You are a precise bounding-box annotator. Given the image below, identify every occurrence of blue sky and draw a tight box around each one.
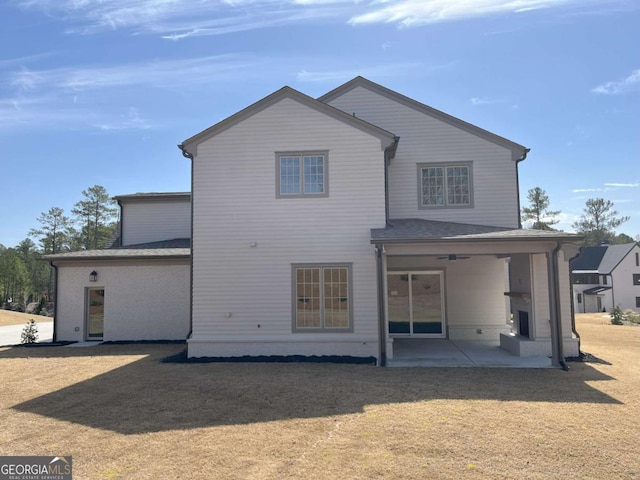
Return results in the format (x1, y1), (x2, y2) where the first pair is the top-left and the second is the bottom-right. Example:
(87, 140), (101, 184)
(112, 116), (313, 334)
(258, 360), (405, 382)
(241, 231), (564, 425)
(0, 0), (638, 247)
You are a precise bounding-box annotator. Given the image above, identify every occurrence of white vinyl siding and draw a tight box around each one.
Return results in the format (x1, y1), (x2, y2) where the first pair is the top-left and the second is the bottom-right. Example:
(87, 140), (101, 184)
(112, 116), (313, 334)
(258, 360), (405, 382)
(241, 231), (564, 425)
(121, 200), (190, 245)
(610, 244), (640, 312)
(54, 260), (190, 342)
(190, 96), (387, 355)
(325, 86), (520, 228)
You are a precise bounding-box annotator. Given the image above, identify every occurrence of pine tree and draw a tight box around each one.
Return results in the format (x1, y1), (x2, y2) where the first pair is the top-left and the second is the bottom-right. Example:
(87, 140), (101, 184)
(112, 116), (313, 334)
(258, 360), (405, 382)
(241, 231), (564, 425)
(572, 198), (630, 246)
(20, 319), (39, 344)
(521, 187), (560, 230)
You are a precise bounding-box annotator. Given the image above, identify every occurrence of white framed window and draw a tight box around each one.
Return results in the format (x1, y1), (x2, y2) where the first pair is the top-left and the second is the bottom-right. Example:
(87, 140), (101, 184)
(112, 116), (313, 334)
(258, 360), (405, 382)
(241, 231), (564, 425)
(292, 264), (352, 332)
(276, 151), (328, 198)
(417, 162), (473, 208)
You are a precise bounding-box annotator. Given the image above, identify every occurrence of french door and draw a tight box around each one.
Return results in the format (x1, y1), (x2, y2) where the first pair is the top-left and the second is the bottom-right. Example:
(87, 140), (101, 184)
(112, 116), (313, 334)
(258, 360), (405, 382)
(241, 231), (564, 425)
(387, 271), (445, 337)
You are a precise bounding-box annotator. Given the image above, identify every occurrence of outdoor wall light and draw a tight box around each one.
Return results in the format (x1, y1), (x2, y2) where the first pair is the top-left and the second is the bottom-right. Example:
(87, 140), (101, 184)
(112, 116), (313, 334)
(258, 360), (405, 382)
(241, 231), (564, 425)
(89, 271), (98, 282)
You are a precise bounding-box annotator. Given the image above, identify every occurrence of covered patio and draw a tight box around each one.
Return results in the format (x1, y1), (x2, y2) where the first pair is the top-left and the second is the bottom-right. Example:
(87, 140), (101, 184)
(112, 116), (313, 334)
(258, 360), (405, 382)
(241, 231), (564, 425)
(372, 219), (581, 367)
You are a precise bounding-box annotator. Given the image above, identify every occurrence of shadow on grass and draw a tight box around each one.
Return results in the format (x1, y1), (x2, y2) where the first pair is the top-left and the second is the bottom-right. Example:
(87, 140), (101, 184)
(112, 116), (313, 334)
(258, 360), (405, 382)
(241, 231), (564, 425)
(1, 344), (621, 435)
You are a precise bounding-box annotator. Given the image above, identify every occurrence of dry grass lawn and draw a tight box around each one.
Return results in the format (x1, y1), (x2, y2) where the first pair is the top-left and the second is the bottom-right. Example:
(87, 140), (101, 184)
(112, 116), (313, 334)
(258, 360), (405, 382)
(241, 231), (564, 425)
(0, 309), (49, 327)
(0, 313), (638, 479)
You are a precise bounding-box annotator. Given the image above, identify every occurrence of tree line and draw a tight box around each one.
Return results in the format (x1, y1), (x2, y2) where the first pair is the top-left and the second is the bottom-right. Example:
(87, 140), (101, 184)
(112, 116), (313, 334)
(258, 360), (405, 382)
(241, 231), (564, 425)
(521, 187), (634, 244)
(0, 185), (117, 308)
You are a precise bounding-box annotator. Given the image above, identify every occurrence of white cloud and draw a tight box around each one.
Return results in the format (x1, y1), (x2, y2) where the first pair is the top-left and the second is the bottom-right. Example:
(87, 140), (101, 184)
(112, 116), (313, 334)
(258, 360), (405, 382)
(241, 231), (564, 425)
(10, 0), (594, 37)
(592, 69), (640, 95)
(470, 96), (499, 105)
(604, 182), (639, 188)
(6, 55), (259, 92)
(348, 0), (571, 27)
(571, 188), (603, 193)
(296, 62), (422, 82)
(95, 107), (151, 131)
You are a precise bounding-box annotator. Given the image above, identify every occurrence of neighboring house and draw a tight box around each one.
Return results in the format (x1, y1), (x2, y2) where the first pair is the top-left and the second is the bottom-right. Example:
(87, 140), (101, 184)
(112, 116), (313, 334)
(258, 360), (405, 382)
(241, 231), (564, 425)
(571, 243), (640, 313)
(46, 77), (581, 365)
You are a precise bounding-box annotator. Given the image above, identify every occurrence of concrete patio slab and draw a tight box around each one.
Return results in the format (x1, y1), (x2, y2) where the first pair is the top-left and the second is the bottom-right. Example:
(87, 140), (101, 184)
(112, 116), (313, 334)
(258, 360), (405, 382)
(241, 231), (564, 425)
(66, 341), (103, 348)
(388, 338), (553, 368)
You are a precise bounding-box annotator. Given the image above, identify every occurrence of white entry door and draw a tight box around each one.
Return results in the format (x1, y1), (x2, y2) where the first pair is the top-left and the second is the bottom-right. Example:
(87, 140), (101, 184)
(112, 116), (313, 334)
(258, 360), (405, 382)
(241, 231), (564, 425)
(387, 271), (445, 337)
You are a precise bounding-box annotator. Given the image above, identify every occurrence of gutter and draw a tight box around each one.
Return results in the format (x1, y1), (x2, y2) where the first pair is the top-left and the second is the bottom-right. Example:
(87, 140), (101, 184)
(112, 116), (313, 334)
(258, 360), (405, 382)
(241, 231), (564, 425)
(49, 261), (58, 343)
(548, 241), (568, 370)
(375, 244), (387, 366)
(515, 148), (530, 229)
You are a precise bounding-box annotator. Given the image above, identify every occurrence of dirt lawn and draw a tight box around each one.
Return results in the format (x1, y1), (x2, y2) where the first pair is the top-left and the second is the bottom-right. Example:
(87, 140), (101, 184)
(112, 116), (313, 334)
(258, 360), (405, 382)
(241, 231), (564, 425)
(0, 313), (638, 479)
(0, 309), (49, 327)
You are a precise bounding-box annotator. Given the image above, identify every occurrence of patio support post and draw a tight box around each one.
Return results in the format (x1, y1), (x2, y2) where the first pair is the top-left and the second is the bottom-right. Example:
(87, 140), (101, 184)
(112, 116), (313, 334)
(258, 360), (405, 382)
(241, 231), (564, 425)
(375, 244), (387, 367)
(547, 242), (568, 370)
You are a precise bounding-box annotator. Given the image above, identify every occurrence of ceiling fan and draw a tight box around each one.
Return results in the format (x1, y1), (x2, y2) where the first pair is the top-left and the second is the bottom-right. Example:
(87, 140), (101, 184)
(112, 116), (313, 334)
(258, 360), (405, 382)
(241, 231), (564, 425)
(436, 254), (470, 261)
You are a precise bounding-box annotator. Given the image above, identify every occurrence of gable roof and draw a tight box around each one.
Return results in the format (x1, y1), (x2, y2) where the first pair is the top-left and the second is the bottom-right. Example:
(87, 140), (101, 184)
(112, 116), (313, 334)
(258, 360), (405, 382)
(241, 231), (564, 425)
(180, 85), (397, 157)
(571, 243), (638, 274)
(319, 76), (528, 157)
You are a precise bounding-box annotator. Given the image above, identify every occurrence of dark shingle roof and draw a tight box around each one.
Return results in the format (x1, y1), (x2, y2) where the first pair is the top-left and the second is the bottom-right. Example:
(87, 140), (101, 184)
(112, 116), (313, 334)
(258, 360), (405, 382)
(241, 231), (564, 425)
(113, 192), (190, 202)
(570, 243), (637, 274)
(371, 219), (580, 243)
(570, 246), (607, 271)
(44, 238), (190, 261)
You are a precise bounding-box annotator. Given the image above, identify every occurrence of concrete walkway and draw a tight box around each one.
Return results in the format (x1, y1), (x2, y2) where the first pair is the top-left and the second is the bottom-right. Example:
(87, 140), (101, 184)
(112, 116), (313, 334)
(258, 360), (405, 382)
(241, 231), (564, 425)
(388, 338), (552, 368)
(0, 321), (54, 346)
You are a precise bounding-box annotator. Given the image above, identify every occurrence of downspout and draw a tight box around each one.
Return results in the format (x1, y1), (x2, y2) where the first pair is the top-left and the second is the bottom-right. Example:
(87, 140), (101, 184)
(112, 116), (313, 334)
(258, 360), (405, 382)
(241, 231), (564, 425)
(548, 241), (568, 370)
(49, 261), (58, 343)
(514, 148), (530, 229)
(116, 199), (124, 246)
(375, 244), (387, 367)
(384, 137), (400, 227)
(610, 274), (615, 311)
(178, 143), (195, 340)
(567, 249), (582, 356)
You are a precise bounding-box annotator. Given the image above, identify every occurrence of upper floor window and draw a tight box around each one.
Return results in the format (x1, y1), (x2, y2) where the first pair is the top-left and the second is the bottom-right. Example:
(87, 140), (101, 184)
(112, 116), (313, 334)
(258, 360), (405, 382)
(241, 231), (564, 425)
(633, 274), (640, 286)
(276, 151), (328, 198)
(418, 162), (473, 208)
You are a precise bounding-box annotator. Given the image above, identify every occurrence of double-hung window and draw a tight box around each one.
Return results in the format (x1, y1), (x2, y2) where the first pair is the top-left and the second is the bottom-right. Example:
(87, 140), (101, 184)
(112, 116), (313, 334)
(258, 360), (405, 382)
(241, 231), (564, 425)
(277, 152), (328, 197)
(293, 264), (352, 332)
(418, 162), (473, 208)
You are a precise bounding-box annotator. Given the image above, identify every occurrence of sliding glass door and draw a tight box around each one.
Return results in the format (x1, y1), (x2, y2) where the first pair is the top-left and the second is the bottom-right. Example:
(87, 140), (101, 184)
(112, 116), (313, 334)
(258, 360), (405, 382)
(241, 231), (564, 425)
(387, 271), (445, 337)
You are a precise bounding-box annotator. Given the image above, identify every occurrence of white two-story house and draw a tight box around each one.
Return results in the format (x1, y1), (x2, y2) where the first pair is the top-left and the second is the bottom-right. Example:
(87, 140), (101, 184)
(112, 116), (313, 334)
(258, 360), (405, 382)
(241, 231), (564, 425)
(571, 243), (640, 313)
(46, 77), (581, 366)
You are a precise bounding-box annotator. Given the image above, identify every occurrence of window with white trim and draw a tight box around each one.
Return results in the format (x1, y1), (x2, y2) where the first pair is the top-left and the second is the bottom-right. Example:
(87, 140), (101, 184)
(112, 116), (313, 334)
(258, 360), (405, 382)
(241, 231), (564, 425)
(293, 265), (351, 331)
(418, 162), (473, 208)
(277, 152), (328, 197)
